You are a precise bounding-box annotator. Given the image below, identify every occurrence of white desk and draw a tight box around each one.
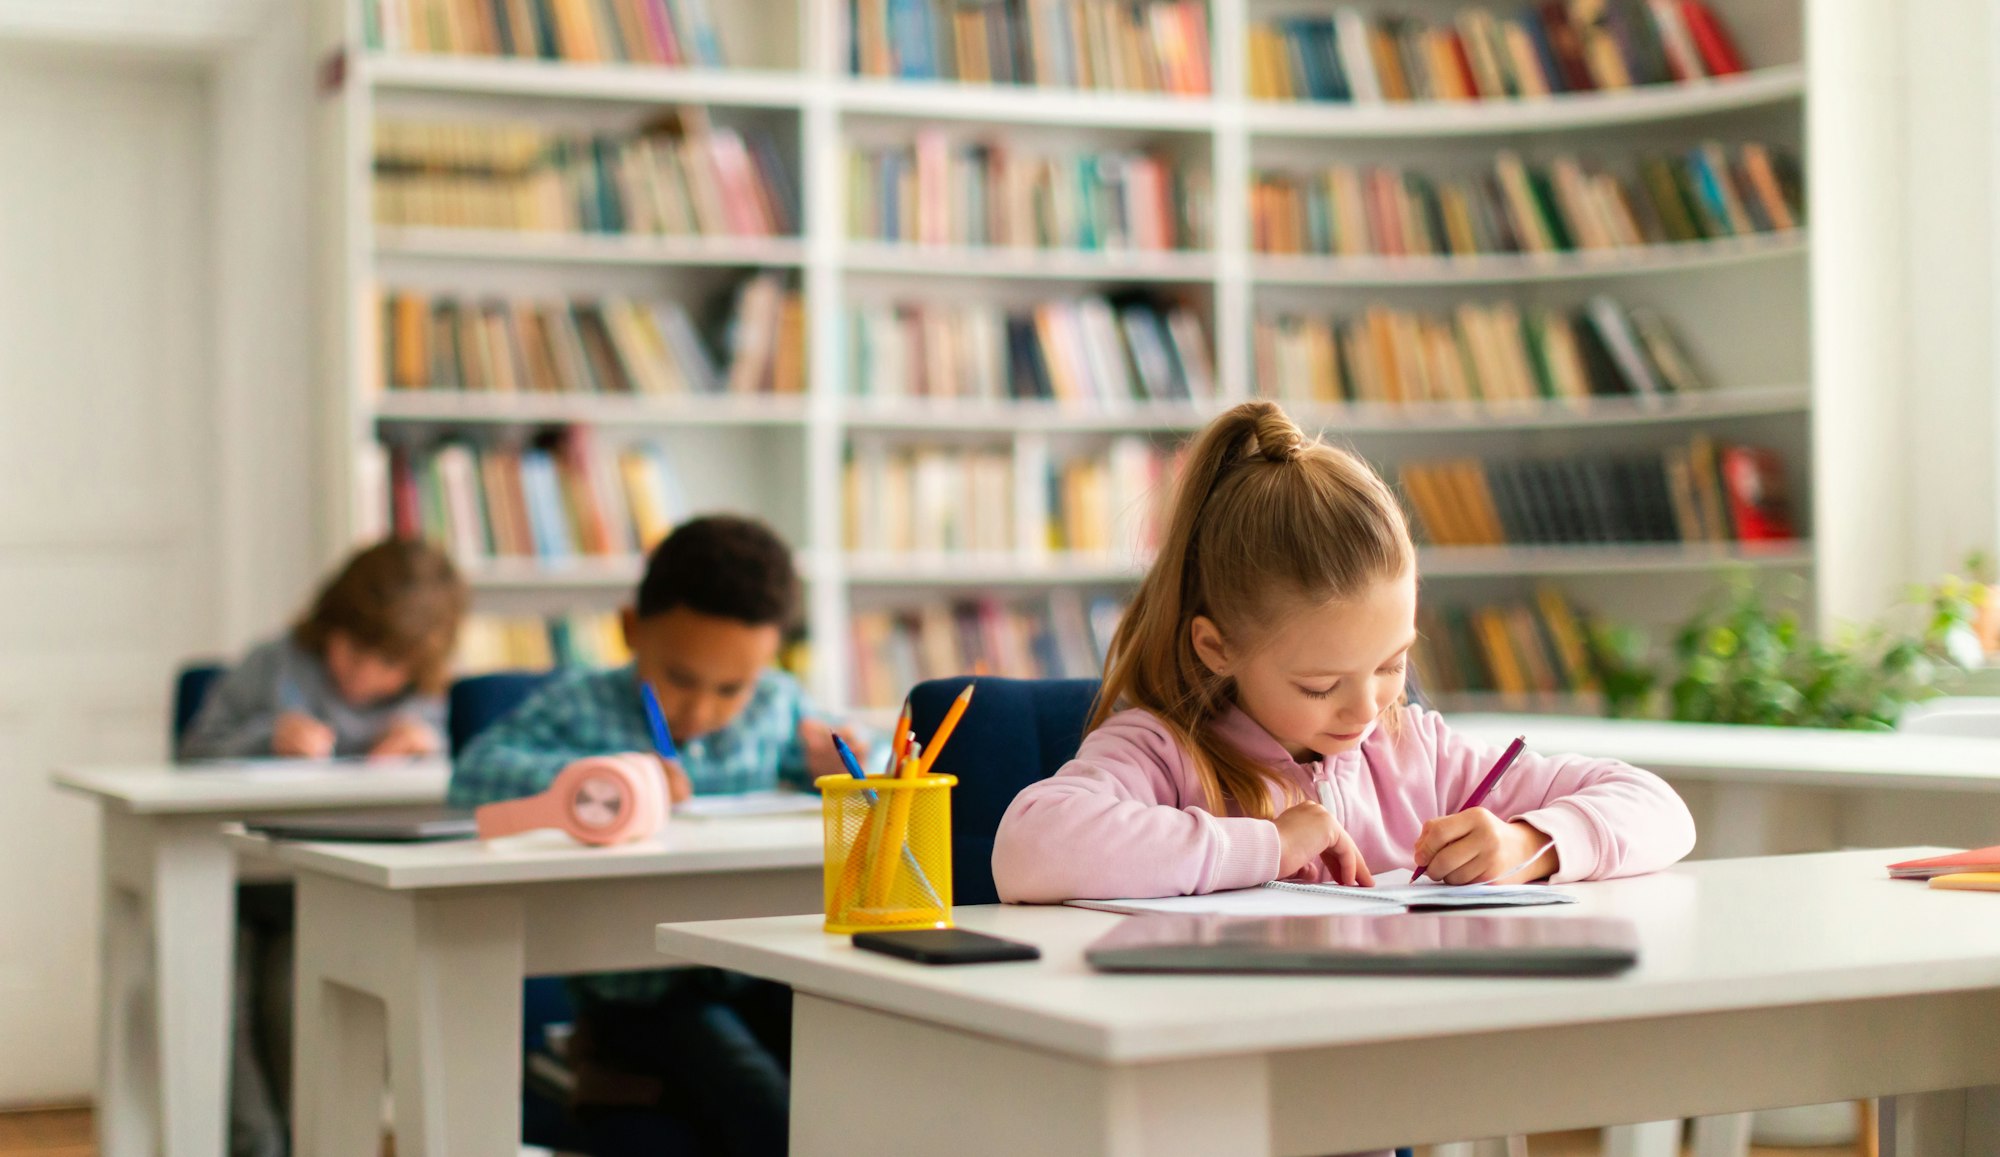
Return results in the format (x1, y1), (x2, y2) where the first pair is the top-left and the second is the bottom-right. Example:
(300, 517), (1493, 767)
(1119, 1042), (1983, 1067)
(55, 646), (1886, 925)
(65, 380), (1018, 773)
(232, 816), (824, 1157)
(53, 759), (449, 1157)
(657, 849), (2000, 1157)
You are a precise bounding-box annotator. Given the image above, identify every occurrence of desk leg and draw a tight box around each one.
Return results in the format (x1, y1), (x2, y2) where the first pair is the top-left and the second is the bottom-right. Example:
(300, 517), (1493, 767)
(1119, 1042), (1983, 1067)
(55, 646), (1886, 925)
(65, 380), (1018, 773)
(96, 858), (153, 1157)
(1603, 1120), (1682, 1157)
(96, 811), (235, 1157)
(384, 892), (525, 1157)
(1689, 1112), (1754, 1157)
(294, 968), (387, 1157)
(793, 993), (1273, 1157)
(150, 819), (238, 1157)
(1879, 1086), (2000, 1156)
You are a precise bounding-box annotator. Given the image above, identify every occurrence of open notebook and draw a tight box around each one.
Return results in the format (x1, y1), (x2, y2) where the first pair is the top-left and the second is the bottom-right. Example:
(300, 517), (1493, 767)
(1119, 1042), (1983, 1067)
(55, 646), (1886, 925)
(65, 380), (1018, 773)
(1067, 874), (1576, 918)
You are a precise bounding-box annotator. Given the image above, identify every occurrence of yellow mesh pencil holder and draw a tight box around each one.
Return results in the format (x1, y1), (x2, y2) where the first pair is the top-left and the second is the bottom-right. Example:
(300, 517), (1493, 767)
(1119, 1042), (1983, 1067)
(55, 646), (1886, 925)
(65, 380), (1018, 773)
(816, 773), (955, 934)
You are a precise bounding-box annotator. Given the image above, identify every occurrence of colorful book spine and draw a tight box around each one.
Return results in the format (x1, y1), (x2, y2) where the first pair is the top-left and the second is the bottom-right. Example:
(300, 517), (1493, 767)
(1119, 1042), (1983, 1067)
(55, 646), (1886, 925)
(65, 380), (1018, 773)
(365, 0), (729, 66)
(850, 0), (1211, 94)
(1250, 141), (1801, 258)
(1397, 436), (1795, 548)
(456, 610), (635, 672)
(849, 591), (1127, 707)
(1414, 586), (1603, 708)
(1248, 0), (1748, 103)
(373, 116), (798, 237)
(847, 135), (1210, 252)
(1253, 295), (1703, 406)
(388, 428), (687, 563)
(848, 294), (1213, 404)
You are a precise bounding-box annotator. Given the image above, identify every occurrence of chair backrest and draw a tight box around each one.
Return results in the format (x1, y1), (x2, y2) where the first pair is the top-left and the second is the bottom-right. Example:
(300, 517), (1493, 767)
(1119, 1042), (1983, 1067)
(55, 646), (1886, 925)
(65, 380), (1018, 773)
(172, 663), (228, 746)
(907, 676), (1102, 906)
(448, 670), (558, 756)
(1899, 696), (2000, 739)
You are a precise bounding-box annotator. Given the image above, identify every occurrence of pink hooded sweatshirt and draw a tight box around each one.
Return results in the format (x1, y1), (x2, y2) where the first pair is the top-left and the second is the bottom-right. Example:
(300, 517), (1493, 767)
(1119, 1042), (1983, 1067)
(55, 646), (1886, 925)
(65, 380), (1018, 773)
(993, 703), (1696, 903)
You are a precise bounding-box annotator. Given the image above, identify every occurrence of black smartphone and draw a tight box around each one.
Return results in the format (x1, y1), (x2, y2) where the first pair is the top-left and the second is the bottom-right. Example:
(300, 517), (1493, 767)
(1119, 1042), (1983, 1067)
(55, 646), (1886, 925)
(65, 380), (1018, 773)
(851, 928), (1041, 965)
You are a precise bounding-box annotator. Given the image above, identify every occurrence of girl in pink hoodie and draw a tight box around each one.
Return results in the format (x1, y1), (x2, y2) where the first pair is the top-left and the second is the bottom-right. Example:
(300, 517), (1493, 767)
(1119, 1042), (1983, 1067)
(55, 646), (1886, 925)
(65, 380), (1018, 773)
(992, 401), (1695, 904)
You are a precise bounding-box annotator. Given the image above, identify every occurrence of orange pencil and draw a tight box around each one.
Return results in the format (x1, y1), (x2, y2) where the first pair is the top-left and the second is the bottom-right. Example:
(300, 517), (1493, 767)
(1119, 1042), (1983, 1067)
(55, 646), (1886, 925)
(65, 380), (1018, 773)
(916, 683), (976, 776)
(889, 700), (911, 768)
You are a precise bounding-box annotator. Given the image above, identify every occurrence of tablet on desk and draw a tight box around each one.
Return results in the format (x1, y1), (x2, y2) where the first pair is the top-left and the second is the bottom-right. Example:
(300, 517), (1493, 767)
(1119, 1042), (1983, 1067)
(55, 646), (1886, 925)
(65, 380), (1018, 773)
(1085, 912), (1639, 977)
(242, 807), (477, 843)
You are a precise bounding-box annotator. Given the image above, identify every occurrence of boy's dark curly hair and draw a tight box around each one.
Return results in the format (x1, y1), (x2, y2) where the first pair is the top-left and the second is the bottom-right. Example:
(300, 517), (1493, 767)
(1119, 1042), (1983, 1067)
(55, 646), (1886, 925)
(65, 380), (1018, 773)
(637, 515), (798, 627)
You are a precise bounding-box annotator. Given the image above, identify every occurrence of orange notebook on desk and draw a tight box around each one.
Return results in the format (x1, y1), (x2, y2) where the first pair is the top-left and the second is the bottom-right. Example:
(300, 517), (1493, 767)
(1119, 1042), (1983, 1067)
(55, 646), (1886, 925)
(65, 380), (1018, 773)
(1931, 873), (2000, 893)
(1888, 846), (2000, 880)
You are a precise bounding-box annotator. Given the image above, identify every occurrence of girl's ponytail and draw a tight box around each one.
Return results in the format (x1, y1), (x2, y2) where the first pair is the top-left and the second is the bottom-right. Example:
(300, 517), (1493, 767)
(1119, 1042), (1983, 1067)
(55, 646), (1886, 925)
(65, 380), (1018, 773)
(1090, 401), (1412, 818)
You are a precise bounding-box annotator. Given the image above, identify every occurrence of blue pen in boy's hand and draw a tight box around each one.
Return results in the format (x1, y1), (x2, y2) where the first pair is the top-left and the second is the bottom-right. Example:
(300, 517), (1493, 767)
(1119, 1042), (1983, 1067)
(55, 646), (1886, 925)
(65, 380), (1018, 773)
(639, 682), (678, 760)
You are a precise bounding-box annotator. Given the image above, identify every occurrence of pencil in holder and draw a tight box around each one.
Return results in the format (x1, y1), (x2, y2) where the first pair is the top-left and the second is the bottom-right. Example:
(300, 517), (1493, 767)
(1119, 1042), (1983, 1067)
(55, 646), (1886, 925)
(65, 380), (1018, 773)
(816, 773), (955, 934)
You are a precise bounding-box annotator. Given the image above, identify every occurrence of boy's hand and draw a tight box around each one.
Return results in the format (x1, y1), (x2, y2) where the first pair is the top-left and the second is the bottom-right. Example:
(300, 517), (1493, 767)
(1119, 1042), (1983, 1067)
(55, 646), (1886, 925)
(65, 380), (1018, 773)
(369, 716), (442, 758)
(1274, 801), (1374, 886)
(1412, 810), (1557, 884)
(799, 719), (868, 781)
(656, 756), (693, 804)
(272, 712), (335, 759)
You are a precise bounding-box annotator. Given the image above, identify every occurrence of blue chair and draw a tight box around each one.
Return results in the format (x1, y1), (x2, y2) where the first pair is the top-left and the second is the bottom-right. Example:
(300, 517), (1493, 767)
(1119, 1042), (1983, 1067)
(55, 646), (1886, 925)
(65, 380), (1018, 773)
(448, 670), (556, 757)
(172, 662), (227, 747)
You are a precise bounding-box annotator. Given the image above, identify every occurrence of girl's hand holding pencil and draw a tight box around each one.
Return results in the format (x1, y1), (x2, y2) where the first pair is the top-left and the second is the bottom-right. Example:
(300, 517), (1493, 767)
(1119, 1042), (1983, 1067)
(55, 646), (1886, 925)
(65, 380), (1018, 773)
(1411, 810), (1557, 885)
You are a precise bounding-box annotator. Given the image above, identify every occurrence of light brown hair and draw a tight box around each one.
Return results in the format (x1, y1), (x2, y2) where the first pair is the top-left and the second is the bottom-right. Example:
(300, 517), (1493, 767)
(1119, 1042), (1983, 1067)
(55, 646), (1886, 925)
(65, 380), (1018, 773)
(292, 539), (468, 695)
(1089, 401), (1415, 818)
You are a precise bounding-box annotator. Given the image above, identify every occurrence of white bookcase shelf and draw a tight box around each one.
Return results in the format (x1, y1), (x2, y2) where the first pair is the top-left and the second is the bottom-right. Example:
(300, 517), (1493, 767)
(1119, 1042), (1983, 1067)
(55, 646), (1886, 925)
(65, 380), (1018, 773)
(317, 0), (1812, 714)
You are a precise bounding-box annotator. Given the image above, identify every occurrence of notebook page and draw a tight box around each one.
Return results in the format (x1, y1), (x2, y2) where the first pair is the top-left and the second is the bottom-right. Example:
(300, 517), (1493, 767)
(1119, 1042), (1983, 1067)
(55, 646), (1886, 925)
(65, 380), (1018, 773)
(1264, 880), (1576, 909)
(1067, 888), (1395, 918)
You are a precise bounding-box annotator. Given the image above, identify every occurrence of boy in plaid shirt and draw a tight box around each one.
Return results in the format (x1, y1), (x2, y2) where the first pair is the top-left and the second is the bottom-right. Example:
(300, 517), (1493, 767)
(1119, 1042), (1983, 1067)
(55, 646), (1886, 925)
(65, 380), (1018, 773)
(452, 515), (858, 1157)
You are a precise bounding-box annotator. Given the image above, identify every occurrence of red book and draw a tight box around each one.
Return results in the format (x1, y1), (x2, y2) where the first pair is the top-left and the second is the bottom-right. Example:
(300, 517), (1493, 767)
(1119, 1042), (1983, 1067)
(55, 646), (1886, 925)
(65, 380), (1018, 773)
(1445, 29), (1482, 99)
(1890, 847), (2000, 880)
(1537, 1), (1597, 91)
(390, 449), (421, 540)
(1717, 446), (1794, 542)
(1678, 0), (1745, 75)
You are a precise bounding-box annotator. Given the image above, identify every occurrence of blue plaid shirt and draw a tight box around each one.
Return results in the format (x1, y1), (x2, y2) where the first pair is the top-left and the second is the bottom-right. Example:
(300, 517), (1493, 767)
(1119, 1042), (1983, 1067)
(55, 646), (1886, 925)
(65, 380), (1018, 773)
(450, 663), (820, 1004)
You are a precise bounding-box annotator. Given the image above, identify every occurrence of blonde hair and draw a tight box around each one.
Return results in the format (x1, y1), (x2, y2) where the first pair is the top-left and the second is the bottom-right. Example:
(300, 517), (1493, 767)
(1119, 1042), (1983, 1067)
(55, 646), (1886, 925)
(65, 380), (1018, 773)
(1090, 401), (1414, 819)
(293, 539), (468, 696)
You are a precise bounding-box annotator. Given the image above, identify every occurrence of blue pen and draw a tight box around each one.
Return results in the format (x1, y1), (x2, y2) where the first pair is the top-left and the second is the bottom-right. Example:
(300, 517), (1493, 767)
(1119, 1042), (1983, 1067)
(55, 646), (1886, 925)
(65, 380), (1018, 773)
(832, 733), (943, 909)
(639, 682), (678, 759)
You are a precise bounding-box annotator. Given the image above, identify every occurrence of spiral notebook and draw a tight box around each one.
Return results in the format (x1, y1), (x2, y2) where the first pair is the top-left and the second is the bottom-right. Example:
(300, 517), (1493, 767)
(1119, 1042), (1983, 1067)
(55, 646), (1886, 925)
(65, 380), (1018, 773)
(1068, 875), (1576, 918)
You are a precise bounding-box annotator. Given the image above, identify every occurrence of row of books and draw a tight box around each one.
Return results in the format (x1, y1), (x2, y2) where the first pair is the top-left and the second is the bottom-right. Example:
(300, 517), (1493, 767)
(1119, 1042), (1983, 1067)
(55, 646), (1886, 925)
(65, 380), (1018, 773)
(1398, 436), (1795, 547)
(1250, 142), (1799, 259)
(1414, 588), (1602, 705)
(850, 0), (1211, 94)
(850, 592), (1125, 708)
(848, 295), (1213, 404)
(848, 136), (1209, 251)
(842, 435), (1170, 556)
(373, 115), (798, 237)
(456, 611), (632, 674)
(1247, 0), (1746, 104)
(388, 432), (687, 562)
(1253, 294), (1702, 407)
(376, 276), (804, 397)
(363, 0), (728, 65)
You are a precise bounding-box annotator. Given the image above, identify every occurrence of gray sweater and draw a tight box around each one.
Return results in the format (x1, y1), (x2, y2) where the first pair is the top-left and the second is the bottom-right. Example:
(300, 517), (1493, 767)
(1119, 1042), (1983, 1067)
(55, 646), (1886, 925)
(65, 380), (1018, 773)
(177, 637), (447, 761)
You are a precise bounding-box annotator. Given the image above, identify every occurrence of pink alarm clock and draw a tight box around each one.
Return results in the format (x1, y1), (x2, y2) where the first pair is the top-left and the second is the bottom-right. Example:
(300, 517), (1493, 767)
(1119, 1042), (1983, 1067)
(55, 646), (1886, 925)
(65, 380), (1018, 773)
(473, 753), (668, 846)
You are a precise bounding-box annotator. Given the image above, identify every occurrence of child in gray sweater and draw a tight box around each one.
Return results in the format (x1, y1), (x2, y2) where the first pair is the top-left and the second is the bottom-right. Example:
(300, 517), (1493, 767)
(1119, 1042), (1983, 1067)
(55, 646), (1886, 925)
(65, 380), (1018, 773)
(180, 538), (467, 761)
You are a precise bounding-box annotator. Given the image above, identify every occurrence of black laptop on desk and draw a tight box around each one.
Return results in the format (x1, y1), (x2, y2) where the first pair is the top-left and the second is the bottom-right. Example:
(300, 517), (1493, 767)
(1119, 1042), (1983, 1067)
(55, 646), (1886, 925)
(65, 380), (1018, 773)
(242, 806), (477, 843)
(1085, 912), (1639, 977)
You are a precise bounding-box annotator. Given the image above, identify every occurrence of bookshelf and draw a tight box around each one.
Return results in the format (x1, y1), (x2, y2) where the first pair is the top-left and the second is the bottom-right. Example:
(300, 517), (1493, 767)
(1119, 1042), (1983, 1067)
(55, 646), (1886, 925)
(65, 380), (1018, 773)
(315, 0), (1811, 716)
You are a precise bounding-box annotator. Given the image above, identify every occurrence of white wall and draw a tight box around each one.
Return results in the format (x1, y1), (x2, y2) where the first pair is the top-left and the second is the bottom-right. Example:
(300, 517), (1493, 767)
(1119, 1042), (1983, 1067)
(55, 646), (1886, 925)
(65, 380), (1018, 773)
(0, 45), (220, 1104)
(0, 1), (314, 1105)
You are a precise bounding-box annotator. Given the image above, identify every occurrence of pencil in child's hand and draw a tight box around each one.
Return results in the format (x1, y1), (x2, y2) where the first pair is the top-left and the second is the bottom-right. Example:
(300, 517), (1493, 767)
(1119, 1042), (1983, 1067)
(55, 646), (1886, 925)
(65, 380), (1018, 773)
(639, 682), (679, 760)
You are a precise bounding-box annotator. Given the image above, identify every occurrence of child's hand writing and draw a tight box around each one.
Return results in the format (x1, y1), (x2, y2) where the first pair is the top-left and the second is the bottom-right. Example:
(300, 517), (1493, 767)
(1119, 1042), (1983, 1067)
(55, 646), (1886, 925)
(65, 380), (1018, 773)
(1274, 801), (1374, 886)
(369, 716), (442, 758)
(272, 711), (335, 759)
(655, 756), (693, 804)
(1412, 810), (1557, 884)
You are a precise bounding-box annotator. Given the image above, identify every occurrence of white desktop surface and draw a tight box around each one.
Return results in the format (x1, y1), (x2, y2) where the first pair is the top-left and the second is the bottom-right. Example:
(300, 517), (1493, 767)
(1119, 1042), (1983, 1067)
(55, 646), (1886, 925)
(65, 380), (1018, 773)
(54, 756), (449, 814)
(658, 849), (2000, 1156)
(656, 848), (1992, 1063)
(226, 812), (823, 889)
(1448, 714), (2000, 791)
